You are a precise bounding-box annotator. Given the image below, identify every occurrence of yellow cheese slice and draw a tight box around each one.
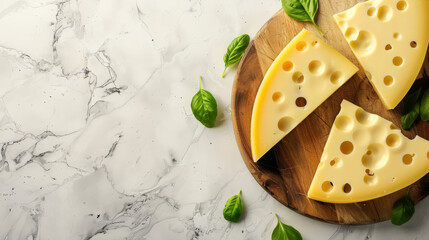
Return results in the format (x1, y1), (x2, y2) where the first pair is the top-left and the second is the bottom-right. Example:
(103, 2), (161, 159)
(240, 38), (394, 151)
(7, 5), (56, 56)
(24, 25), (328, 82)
(308, 100), (429, 203)
(333, 0), (429, 109)
(251, 29), (358, 162)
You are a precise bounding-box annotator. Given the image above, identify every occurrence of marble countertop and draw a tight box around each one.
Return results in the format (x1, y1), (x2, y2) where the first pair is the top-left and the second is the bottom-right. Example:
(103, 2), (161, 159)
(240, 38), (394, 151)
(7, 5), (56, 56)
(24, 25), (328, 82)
(0, 0), (428, 239)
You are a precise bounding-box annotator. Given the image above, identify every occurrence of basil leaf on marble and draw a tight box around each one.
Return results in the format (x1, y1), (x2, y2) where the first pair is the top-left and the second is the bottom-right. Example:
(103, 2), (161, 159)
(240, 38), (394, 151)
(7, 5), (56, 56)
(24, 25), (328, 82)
(272, 214), (303, 240)
(281, 0), (322, 34)
(223, 190), (243, 222)
(222, 34), (250, 78)
(391, 189), (415, 226)
(191, 76), (217, 128)
(401, 88), (421, 130)
(420, 88), (429, 121)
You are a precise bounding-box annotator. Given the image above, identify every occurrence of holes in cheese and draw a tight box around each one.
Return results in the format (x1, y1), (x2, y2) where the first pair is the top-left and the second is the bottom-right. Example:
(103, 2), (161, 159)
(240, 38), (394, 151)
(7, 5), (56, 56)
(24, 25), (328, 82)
(377, 5), (393, 21)
(334, 115), (353, 131)
(308, 100), (429, 203)
(296, 41), (307, 51)
(330, 71), (344, 84)
(295, 97), (307, 108)
(385, 44), (392, 50)
(383, 75), (394, 86)
(282, 61), (293, 71)
(397, 1), (407, 11)
(342, 183), (352, 193)
(322, 181), (334, 192)
(308, 60), (325, 75)
(250, 29), (358, 162)
(292, 71), (304, 83)
(402, 154), (414, 165)
(334, 0), (429, 109)
(392, 56), (403, 66)
(393, 32), (401, 40)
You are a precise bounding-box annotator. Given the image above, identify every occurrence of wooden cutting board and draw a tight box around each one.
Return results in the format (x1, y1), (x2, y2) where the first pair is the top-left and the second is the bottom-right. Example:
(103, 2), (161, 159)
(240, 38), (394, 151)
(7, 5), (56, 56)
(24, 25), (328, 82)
(231, 1), (429, 224)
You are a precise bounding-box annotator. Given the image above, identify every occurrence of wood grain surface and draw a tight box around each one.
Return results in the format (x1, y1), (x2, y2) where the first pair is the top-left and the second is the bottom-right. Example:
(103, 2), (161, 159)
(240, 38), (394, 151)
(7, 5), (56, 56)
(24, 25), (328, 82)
(231, 0), (429, 224)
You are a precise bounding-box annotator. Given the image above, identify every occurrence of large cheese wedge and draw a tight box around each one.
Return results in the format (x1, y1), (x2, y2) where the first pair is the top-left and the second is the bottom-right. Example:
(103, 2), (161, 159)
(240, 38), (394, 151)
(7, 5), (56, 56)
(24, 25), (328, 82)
(333, 0), (429, 109)
(308, 100), (429, 203)
(251, 29), (358, 162)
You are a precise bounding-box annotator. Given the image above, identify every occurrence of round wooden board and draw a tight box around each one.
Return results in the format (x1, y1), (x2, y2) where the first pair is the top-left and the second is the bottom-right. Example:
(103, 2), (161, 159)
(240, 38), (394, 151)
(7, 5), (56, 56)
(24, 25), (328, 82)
(231, 2), (429, 224)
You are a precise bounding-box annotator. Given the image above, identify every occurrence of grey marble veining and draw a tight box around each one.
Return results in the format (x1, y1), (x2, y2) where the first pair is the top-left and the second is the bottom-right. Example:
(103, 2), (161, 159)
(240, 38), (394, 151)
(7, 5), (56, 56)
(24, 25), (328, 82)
(0, 0), (428, 239)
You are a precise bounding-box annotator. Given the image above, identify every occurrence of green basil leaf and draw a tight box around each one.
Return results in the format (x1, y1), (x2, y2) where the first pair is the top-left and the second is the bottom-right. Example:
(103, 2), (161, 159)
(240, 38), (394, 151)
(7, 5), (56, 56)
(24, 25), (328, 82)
(401, 88), (421, 130)
(281, 0), (322, 34)
(222, 34), (250, 78)
(420, 88), (429, 121)
(391, 194), (415, 226)
(223, 190), (243, 222)
(191, 76), (217, 128)
(272, 214), (303, 240)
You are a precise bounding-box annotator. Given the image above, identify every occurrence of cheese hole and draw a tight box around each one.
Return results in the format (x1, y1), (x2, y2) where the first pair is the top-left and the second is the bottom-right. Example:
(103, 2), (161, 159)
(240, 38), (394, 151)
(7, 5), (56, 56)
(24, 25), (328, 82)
(272, 92), (284, 103)
(383, 75), (394, 86)
(410, 41), (417, 48)
(385, 44), (392, 51)
(393, 56), (403, 66)
(292, 71), (304, 83)
(340, 141), (354, 155)
(365, 169), (374, 176)
(362, 143), (388, 169)
(386, 133), (401, 147)
(392, 177), (396, 182)
(367, 7), (376, 16)
(342, 183), (352, 194)
(295, 97), (307, 107)
(335, 115), (354, 131)
(338, 21), (347, 30)
(393, 32), (402, 40)
(427, 151), (429, 159)
(355, 108), (376, 125)
(311, 41), (319, 47)
(330, 71), (344, 84)
(296, 41), (307, 51)
(329, 157), (343, 168)
(390, 124), (399, 130)
(402, 154), (414, 165)
(364, 175), (377, 185)
(322, 181), (334, 192)
(397, 1), (407, 11)
(278, 117), (294, 133)
(350, 31), (376, 56)
(308, 60), (325, 75)
(345, 27), (358, 40)
(377, 5), (393, 22)
(282, 61), (293, 71)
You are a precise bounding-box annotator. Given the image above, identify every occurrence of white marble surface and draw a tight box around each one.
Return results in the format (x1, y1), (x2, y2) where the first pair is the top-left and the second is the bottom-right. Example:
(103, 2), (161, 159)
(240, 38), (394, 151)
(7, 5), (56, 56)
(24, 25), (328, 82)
(0, 0), (428, 239)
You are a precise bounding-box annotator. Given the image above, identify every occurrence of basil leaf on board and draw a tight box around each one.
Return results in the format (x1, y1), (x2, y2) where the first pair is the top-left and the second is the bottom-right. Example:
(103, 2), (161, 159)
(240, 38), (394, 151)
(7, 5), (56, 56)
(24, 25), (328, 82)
(420, 88), (429, 121)
(281, 0), (322, 34)
(222, 34), (250, 78)
(401, 88), (421, 130)
(391, 189), (415, 226)
(191, 76), (218, 128)
(272, 214), (303, 240)
(223, 190), (243, 222)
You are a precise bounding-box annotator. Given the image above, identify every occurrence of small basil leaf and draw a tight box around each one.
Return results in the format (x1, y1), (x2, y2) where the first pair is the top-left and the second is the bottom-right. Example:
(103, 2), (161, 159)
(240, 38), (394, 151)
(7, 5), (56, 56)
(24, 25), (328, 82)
(272, 214), (302, 240)
(281, 0), (322, 34)
(191, 76), (217, 128)
(223, 34), (250, 78)
(420, 88), (429, 121)
(223, 190), (243, 222)
(391, 194), (415, 226)
(401, 88), (421, 130)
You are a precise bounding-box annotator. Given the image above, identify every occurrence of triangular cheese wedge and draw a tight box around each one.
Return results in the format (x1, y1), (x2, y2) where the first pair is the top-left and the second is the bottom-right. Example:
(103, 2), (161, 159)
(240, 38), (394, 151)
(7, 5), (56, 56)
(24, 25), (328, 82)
(333, 0), (429, 109)
(308, 100), (429, 203)
(251, 29), (358, 161)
